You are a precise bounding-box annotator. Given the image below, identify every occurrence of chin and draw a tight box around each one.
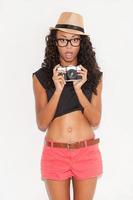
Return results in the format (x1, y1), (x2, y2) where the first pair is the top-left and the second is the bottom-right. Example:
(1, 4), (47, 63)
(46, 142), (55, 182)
(64, 57), (74, 62)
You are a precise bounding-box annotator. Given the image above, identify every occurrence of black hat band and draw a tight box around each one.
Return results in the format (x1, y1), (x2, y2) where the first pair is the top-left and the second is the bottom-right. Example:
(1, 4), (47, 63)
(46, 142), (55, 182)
(55, 24), (84, 33)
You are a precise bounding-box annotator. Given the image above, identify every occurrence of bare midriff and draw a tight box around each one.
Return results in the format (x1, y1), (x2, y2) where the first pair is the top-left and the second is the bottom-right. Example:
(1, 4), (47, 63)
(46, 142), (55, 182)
(45, 110), (95, 143)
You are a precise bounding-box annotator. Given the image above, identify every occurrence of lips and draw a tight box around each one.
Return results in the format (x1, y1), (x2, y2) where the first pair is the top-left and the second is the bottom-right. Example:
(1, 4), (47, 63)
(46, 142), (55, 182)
(65, 52), (73, 59)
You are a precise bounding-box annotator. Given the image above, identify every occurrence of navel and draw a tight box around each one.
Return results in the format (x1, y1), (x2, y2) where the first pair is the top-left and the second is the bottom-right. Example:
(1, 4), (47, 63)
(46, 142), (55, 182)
(67, 126), (72, 132)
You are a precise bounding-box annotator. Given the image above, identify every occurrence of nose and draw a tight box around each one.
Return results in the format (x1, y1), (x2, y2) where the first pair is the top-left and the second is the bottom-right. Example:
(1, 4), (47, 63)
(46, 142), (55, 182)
(66, 40), (72, 48)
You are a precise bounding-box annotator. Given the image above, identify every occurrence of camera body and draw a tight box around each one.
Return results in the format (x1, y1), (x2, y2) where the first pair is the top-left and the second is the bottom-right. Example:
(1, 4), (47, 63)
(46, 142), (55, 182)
(57, 65), (82, 82)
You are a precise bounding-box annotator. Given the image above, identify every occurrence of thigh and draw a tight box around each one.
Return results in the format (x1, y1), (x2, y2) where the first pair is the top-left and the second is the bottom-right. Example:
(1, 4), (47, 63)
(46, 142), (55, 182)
(72, 177), (97, 200)
(44, 177), (71, 200)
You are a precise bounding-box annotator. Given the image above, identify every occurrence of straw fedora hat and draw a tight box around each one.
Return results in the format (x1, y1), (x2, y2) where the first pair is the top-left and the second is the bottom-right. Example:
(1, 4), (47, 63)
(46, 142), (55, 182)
(49, 11), (88, 35)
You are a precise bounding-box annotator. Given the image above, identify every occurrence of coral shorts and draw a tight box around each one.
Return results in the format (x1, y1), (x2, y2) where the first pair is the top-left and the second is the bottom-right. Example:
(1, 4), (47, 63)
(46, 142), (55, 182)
(40, 136), (103, 181)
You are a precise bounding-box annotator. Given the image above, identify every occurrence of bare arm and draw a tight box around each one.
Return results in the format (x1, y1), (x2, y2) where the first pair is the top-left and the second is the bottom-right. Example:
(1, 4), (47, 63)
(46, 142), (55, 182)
(75, 80), (103, 127)
(32, 64), (66, 131)
(32, 74), (62, 131)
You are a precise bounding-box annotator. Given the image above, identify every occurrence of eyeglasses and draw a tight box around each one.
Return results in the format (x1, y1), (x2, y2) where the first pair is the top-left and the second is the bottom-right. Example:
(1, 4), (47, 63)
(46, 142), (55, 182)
(55, 37), (81, 47)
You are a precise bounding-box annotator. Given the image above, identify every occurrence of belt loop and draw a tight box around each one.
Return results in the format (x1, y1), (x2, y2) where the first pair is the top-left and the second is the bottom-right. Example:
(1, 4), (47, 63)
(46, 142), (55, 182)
(51, 141), (54, 148)
(84, 140), (88, 147)
(44, 136), (46, 143)
(44, 137), (47, 146)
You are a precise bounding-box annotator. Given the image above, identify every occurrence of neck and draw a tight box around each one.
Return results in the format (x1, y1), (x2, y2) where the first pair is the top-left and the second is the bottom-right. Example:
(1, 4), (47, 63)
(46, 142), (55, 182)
(60, 57), (78, 67)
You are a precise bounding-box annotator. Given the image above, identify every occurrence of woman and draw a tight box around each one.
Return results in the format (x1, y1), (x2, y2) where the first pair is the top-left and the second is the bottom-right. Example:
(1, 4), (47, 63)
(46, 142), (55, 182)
(32, 12), (103, 200)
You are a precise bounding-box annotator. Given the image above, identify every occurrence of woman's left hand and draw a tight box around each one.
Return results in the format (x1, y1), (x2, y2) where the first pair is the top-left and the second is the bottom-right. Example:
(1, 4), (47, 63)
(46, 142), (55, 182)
(73, 65), (88, 90)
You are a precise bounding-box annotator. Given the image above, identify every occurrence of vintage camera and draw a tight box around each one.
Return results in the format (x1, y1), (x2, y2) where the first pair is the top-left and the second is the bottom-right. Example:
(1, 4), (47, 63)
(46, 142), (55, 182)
(57, 65), (82, 82)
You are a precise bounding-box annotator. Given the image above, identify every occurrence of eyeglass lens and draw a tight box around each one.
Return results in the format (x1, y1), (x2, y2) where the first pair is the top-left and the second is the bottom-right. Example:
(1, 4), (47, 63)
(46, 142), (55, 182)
(56, 38), (81, 47)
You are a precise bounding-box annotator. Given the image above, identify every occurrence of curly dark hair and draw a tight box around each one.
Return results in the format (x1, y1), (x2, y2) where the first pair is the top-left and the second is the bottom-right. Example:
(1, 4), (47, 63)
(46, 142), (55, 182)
(41, 29), (103, 95)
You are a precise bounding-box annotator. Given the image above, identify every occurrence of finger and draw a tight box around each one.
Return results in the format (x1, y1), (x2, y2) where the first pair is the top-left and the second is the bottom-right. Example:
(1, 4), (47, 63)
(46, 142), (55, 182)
(54, 73), (62, 79)
(80, 73), (87, 79)
(77, 70), (85, 74)
(55, 64), (60, 68)
(79, 65), (87, 72)
(53, 64), (60, 73)
(60, 76), (66, 84)
(78, 74), (86, 82)
(55, 68), (61, 76)
(58, 76), (65, 83)
(59, 78), (65, 86)
(78, 73), (84, 78)
(57, 71), (63, 76)
(78, 70), (88, 77)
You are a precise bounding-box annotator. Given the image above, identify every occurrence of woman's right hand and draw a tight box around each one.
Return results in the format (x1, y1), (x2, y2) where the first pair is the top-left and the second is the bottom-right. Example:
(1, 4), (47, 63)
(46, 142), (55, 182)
(52, 64), (66, 92)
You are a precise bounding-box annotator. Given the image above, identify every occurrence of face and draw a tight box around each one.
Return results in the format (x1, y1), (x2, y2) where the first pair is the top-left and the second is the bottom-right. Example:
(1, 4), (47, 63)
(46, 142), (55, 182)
(55, 30), (81, 66)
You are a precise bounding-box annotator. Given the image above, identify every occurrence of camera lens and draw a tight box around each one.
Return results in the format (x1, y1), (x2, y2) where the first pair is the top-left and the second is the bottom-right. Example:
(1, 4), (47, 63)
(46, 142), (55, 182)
(67, 69), (77, 79)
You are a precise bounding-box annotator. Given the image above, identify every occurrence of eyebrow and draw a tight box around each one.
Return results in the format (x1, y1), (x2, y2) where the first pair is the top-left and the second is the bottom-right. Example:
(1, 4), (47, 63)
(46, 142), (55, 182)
(59, 34), (80, 38)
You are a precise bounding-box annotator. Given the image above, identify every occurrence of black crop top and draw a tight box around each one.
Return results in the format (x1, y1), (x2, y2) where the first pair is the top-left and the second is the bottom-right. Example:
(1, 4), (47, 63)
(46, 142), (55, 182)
(32, 67), (93, 120)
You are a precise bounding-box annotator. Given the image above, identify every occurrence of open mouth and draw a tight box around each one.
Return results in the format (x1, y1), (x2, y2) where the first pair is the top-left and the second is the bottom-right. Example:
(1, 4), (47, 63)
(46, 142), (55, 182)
(65, 52), (73, 59)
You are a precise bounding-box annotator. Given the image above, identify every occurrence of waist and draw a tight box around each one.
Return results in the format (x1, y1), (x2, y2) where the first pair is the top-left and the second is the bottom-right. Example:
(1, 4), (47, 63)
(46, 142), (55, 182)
(46, 110), (94, 142)
(44, 135), (99, 149)
(49, 111), (92, 131)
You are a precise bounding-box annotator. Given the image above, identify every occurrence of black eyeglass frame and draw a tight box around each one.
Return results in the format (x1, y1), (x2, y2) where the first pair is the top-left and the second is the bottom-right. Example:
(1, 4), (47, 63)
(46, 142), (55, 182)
(55, 37), (82, 47)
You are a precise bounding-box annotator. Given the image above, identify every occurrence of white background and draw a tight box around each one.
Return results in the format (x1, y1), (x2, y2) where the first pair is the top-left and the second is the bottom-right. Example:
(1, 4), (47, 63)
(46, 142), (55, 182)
(0, 0), (133, 199)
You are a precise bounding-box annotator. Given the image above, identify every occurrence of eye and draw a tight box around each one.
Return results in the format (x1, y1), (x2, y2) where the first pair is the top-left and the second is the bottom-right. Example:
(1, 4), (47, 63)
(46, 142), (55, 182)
(72, 38), (80, 43)
(59, 39), (66, 42)
(73, 38), (80, 42)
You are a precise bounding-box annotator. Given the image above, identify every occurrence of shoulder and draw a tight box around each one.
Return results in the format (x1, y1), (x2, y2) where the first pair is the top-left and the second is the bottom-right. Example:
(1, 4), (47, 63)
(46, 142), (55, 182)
(32, 67), (48, 89)
(32, 67), (46, 77)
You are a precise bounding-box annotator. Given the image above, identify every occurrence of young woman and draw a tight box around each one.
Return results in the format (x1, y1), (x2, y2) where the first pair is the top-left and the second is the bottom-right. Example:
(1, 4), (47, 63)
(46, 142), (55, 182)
(32, 12), (103, 200)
